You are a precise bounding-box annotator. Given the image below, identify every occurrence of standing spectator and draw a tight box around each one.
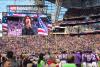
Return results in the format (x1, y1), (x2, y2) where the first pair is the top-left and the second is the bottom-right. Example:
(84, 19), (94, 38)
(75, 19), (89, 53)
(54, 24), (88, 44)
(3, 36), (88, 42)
(82, 51), (87, 67)
(37, 53), (45, 67)
(59, 51), (67, 67)
(86, 51), (92, 67)
(74, 51), (82, 67)
(6, 51), (19, 67)
(91, 52), (98, 67)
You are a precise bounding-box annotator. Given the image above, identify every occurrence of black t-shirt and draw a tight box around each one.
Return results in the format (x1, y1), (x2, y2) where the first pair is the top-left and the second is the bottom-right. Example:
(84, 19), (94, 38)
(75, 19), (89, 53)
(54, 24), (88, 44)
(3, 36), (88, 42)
(22, 27), (34, 35)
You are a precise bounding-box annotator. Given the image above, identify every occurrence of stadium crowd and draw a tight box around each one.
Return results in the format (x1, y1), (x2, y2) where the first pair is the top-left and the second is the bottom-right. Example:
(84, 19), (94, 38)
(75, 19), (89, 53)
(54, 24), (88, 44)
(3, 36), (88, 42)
(0, 46), (100, 67)
(0, 34), (100, 55)
(0, 34), (100, 67)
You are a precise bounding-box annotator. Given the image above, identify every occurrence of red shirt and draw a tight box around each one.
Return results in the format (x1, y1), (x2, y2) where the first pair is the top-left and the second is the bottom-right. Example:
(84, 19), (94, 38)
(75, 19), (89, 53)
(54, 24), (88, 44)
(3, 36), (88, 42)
(47, 59), (55, 65)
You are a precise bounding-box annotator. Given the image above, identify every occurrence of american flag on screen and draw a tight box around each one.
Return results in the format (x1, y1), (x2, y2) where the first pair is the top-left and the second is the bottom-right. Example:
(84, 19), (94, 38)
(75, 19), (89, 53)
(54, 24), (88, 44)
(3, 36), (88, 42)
(2, 17), (8, 31)
(46, 18), (52, 31)
(2, 23), (8, 31)
(37, 17), (48, 36)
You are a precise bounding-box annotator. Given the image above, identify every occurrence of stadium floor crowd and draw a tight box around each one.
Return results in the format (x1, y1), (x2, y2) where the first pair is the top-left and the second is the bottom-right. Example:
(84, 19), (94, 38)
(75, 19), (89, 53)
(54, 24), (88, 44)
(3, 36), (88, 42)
(0, 34), (100, 67)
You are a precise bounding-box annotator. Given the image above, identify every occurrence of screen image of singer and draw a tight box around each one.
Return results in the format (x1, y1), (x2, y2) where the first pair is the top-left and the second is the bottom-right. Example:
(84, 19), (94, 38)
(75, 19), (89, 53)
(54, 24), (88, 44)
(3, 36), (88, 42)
(2, 13), (51, 36)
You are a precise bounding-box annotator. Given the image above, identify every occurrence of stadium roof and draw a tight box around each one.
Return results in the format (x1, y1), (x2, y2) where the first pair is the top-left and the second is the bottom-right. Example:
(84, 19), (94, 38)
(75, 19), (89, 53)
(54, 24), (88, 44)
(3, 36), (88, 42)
(47, 0), (100, 8)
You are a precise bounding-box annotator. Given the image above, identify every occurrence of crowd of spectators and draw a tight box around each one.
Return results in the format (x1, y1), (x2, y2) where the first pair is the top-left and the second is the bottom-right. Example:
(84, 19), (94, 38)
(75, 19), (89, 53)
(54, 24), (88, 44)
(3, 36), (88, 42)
(0, 34), (99, 55)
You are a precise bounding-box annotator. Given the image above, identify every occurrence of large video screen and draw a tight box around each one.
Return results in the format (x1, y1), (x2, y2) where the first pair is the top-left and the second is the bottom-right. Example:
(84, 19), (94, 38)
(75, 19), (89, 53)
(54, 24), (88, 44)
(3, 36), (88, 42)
(2, 13), (52, 36)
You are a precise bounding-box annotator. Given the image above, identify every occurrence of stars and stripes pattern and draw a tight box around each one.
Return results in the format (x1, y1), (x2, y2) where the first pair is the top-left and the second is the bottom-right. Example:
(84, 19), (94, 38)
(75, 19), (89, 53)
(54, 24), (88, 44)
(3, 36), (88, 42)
(46, 18), (52, 31)
(37, 17), (48, 36)
(2, 23), (8, 31)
